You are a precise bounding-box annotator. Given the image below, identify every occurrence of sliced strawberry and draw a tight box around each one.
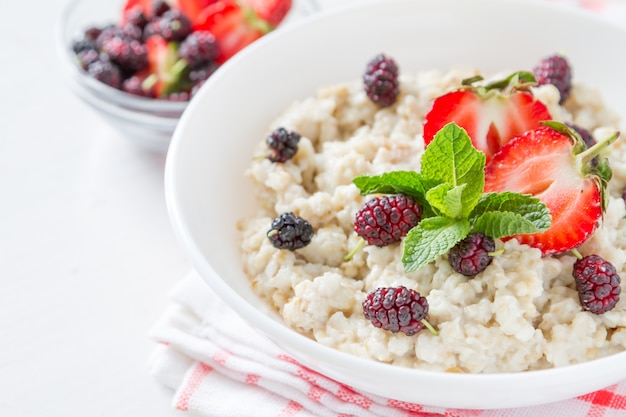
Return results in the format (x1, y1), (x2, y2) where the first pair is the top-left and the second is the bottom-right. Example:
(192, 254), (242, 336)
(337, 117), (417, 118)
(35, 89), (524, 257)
(484, 122), (616, 255)
(172, 0), (220, 26)
(144, 35), (188, 97)
(423, 74), (552, 162)
(194, 0), (269, 64)
(240, 0), (292, 27)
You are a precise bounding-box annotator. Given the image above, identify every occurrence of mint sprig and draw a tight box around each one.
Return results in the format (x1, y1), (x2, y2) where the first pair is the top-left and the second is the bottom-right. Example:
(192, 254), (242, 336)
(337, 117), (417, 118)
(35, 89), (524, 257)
(352, 122), (552, 272)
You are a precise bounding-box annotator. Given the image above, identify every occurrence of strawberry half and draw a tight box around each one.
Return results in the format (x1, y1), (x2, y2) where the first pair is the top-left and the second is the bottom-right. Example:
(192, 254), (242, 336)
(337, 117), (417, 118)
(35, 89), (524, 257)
(142, 35), (189, 97)
(240, 0), (292, 27)
(423, 72), (552, 162)
(194, 0), (290, 64)
(484, 122), (617, 255)
(172, 0), (220, 26)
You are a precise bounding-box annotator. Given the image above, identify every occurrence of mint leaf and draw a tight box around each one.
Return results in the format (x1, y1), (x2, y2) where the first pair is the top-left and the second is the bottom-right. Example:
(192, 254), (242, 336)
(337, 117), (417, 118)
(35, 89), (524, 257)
(353, 171), (438, 216)
(402, 217), (470, 272)
(420, 123), (485, 217)
(426, 183), (466, 218)
(470, 192), (551, 238)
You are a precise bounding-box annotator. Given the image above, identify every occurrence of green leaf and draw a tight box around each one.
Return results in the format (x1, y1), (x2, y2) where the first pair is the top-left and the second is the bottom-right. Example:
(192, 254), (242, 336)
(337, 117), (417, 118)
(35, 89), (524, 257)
(420, 123), (485, 217)
(402, 217), (470, 272)
(353, 171), (438, 216)
(426, 183), (466, 218)
(469, 192), (551, 238)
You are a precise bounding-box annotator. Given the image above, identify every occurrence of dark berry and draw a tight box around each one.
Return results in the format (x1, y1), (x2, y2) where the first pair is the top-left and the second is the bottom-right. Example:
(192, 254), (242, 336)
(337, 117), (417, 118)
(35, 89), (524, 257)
(72, 38), (97, 54)
(124, 5), (148, 29)
(533, 54), (572, 104)
(448, 232), (495, 276)
(179, 31), (219, 68)
(95, 25), (123, 49)
(566, 123), (596, 148)
(100, 35), (148, 72)
(189, 62), (218, 84)
(363, 53), (400, 107)
(122, 74), (154, 97)
(354, 194), (422, 247)
(84, 27), (103, 42)
(363, 286), (429, 336)
(87, 60), (122, 89)
(622, 187), (626, 204)
(266, 127), (301, 163)
(152, 0), (171, 17)
(573, 254), (621, 314)
(121, 22), (144, 41)
(150, 9), (192, 42)
(76, 48), (101, 69)
(267, 212), (314, 251)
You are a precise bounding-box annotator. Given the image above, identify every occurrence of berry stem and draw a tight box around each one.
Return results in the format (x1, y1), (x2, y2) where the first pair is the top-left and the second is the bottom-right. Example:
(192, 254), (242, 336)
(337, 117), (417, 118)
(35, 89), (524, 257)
(577, 130), (620, 168)
(343, 238), (365, 262)
(420, 319), (439, 336)
(571, 248), (583, 260)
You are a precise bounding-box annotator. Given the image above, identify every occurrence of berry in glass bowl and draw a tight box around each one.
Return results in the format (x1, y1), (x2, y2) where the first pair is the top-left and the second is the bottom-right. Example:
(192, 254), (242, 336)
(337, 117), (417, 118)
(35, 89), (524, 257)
(56, 0), (292, 152)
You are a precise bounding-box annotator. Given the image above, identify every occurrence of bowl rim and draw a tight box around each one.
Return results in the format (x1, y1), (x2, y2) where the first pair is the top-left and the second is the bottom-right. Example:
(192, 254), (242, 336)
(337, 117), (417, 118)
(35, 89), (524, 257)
(164, 0), (626, 408)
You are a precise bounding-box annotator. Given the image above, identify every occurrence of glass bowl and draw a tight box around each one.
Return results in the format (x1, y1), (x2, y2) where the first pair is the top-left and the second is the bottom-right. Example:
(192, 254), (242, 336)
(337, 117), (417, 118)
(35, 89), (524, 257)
(55, 0), (188, 153)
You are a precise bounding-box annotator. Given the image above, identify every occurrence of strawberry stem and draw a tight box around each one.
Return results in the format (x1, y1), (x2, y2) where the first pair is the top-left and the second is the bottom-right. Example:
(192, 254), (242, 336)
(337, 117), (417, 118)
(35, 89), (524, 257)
(577, 130), (620, 167)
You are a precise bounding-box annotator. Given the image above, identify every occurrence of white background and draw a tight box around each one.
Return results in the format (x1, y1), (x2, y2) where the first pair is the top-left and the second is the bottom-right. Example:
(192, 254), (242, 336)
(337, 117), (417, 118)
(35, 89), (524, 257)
(0, 0), (352, 415)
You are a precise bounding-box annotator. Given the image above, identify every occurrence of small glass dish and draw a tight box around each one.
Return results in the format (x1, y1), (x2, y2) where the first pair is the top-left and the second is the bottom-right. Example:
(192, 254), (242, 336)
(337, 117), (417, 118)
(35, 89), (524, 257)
(55, 0), (187, 152)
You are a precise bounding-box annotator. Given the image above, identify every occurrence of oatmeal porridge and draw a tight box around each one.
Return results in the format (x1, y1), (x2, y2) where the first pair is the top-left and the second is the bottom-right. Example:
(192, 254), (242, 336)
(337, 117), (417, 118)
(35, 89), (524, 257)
(237, 64), (626, 374)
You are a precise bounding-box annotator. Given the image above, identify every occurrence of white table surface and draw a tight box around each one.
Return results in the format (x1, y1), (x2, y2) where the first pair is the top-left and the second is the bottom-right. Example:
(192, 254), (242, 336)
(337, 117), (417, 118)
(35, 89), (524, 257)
(0, 0), (351, 416)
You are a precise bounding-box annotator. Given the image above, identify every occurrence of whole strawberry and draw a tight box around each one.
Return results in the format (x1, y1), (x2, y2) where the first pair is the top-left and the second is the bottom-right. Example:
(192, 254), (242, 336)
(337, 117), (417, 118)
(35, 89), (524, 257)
(362, 286), (436, 336)
(573, 254), (621, 314)
(354, 194), (422, 247)
(484, 122), (617, 255)
(423, 72), (552, 163)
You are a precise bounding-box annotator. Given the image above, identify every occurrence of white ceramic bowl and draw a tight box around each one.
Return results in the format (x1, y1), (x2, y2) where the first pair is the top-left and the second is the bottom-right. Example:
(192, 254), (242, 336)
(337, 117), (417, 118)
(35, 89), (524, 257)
(165, 0), (626, 409)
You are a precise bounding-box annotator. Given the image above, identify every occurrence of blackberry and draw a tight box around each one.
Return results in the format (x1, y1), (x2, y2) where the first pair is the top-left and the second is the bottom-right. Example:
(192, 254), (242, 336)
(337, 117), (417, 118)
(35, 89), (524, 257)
(267, 212), (314, 251)
(573, 254), (621, 314)
(179, 31), (219, 68)
(100, 35), (148, 72)
(448, 232), (495, 276)
(354, 194), (422, 247)
(266, 127), (301, 163)
(363, 53), (400, 107)
(533, 54), (572, 104)
(150, 9), (192, 42)
(363, 286), (434, 336)
(87, 59), (122, 89)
